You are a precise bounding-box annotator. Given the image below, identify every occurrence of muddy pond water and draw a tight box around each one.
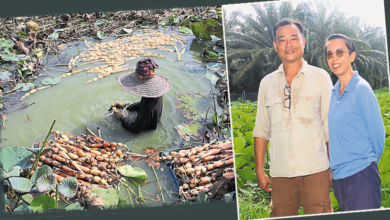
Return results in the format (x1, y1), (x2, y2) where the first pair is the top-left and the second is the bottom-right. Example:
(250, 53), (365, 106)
(1, 29), (220, 155)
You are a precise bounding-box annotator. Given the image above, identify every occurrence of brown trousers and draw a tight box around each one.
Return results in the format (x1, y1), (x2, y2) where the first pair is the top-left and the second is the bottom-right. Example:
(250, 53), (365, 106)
(270, 169), (333, 217)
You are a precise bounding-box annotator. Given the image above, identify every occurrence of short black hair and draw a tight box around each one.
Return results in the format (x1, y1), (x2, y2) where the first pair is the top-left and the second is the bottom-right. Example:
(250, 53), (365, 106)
(272, 18), (304, 42)
(324, 34), (356, 64)
(324, 34), (356, 55)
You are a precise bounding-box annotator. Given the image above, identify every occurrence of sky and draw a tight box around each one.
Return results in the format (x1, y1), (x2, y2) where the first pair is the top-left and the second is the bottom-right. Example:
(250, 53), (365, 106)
(223, 0), (386, 29)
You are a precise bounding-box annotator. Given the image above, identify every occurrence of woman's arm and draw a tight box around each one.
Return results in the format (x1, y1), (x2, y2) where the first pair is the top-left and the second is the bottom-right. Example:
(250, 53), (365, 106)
(358, 91), (385, 163)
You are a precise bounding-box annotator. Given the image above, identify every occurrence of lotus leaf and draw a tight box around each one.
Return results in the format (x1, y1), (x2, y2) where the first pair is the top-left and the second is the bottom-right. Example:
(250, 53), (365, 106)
(246, 179), (258, 187)
(0, 147), (33, 170)
(379, 147), (390, 173)
(58, 177), (78, 198)
(213, 46), (225, 55)
(196, 192), (208, 204)
(234, 157), (247, 170)
(14, 83), (34, 92)
(117, 165), (147, 184)
(386, 138), (390, 146)
(242, 145), (255, 159)
(179, 26), (192, 34)
(205, 62), (226, 71)
(95, 20), (109, 26)
(0, 71), (11, 80)
(65, 202), (84, 211)
(97, 31), (107, 40)
(330, 192), (339, 211)
(36, 174), (57, 192)
(41, 77), (61, 85)
(386, 126), (390, 136)
(91, 188), (119, 209)
(233, 137), (246, 153)
(180, 121), (202, 136)
(210, 35), (220, 45)
(30, 195), (56, 213)
(48, 32), (59, 40)
(0, 166), (21, 182)
(238, 167), (257, 182)
(8, 177), (33, 194)
(381, 192), (390, 207)
(31, 165), (54, 185)
(21, 193), (34, 204)
(1, 54), (19, 62)
(0, 39), (14, 48)
(205, 72), (221, 85)
(12, 203), (35, 215)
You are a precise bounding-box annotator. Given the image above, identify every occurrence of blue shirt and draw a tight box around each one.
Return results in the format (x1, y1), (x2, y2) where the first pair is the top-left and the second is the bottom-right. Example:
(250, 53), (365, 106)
(328, 71), (385, 180)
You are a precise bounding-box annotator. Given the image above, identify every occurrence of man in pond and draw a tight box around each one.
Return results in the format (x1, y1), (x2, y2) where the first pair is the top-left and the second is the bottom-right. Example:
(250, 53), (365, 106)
(110, 58), (171, 134)
(253, 18), (333, 217)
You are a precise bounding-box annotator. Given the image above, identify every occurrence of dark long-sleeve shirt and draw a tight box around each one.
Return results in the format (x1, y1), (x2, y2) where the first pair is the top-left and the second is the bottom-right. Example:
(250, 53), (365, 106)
(119, 96), (163, 134)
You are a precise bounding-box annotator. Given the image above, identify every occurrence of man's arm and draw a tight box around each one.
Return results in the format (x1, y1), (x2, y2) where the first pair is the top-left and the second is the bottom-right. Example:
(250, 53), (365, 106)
(254, 137), (271, 192)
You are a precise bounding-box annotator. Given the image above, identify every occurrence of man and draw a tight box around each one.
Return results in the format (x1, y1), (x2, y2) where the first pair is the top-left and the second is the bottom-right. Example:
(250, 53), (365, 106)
(253, 18), (333, 217)
(110, 58), (171, 134)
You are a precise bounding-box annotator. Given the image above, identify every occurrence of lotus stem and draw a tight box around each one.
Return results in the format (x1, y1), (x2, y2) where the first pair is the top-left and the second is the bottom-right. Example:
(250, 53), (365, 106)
(152, 166), (164, 203)
(28, 119), (56, 179)
(55, 183), (59, 209)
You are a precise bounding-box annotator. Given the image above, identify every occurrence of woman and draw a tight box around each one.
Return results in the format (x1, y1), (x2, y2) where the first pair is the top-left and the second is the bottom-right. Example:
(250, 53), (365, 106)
(325, 34), (385, 211)
(110, 58), (171, 134)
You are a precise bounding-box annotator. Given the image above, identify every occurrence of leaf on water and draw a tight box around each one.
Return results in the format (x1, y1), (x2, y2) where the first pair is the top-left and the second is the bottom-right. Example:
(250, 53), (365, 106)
(0, 166), (21, 182)
(179, 26), (192, 34)
(210, 35), (220, 45)
(12, 202), (35, 215)
(95, 20), (109, 26)
(35, 174), (57, 192)
(205, 71), (221, 85)
(30, 195), (56, 213)
(0, 147), (33, 170)
(91, 188), (119, 209)
(205, 62), (226, 71)
(14, 83), (34, 92)
(42, 77), (61, 85)
(65, 202), (84, 211)
(0, 71), (11, 80)
(213, 46), (225, 54)
(97, 31), (107, 40)
(0, 39), (14, 48)
(1, 54), (19, 62)
(8, 177), (33, 194)
(120, 28), (132, 34)
(58, 177), (78, 198)
(117, 165), (147, 184)
(177, 121), (202, 136)
(48, 32), (59, 40)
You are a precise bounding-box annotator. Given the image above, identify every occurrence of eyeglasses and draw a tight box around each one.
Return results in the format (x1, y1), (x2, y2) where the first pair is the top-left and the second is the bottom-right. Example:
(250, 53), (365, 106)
(284, 85), (291, 109)
(326, 49), (351, 60)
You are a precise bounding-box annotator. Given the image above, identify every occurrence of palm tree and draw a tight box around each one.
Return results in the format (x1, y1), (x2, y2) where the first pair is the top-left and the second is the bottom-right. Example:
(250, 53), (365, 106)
(224, 0), (388, 93)
(224, 1), (308, 93)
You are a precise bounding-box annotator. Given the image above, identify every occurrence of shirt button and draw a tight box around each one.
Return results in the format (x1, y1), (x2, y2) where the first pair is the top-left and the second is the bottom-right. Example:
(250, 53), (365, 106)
(337, 101), (339, 103)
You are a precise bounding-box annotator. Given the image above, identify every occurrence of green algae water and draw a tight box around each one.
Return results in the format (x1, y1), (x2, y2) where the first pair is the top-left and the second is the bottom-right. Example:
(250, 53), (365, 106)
(0, 29), (219, 154)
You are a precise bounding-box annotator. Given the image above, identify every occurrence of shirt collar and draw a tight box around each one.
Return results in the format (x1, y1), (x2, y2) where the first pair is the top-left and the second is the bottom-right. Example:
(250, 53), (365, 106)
(277, 59), (307, 77)
(332, 71), (360, 94)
